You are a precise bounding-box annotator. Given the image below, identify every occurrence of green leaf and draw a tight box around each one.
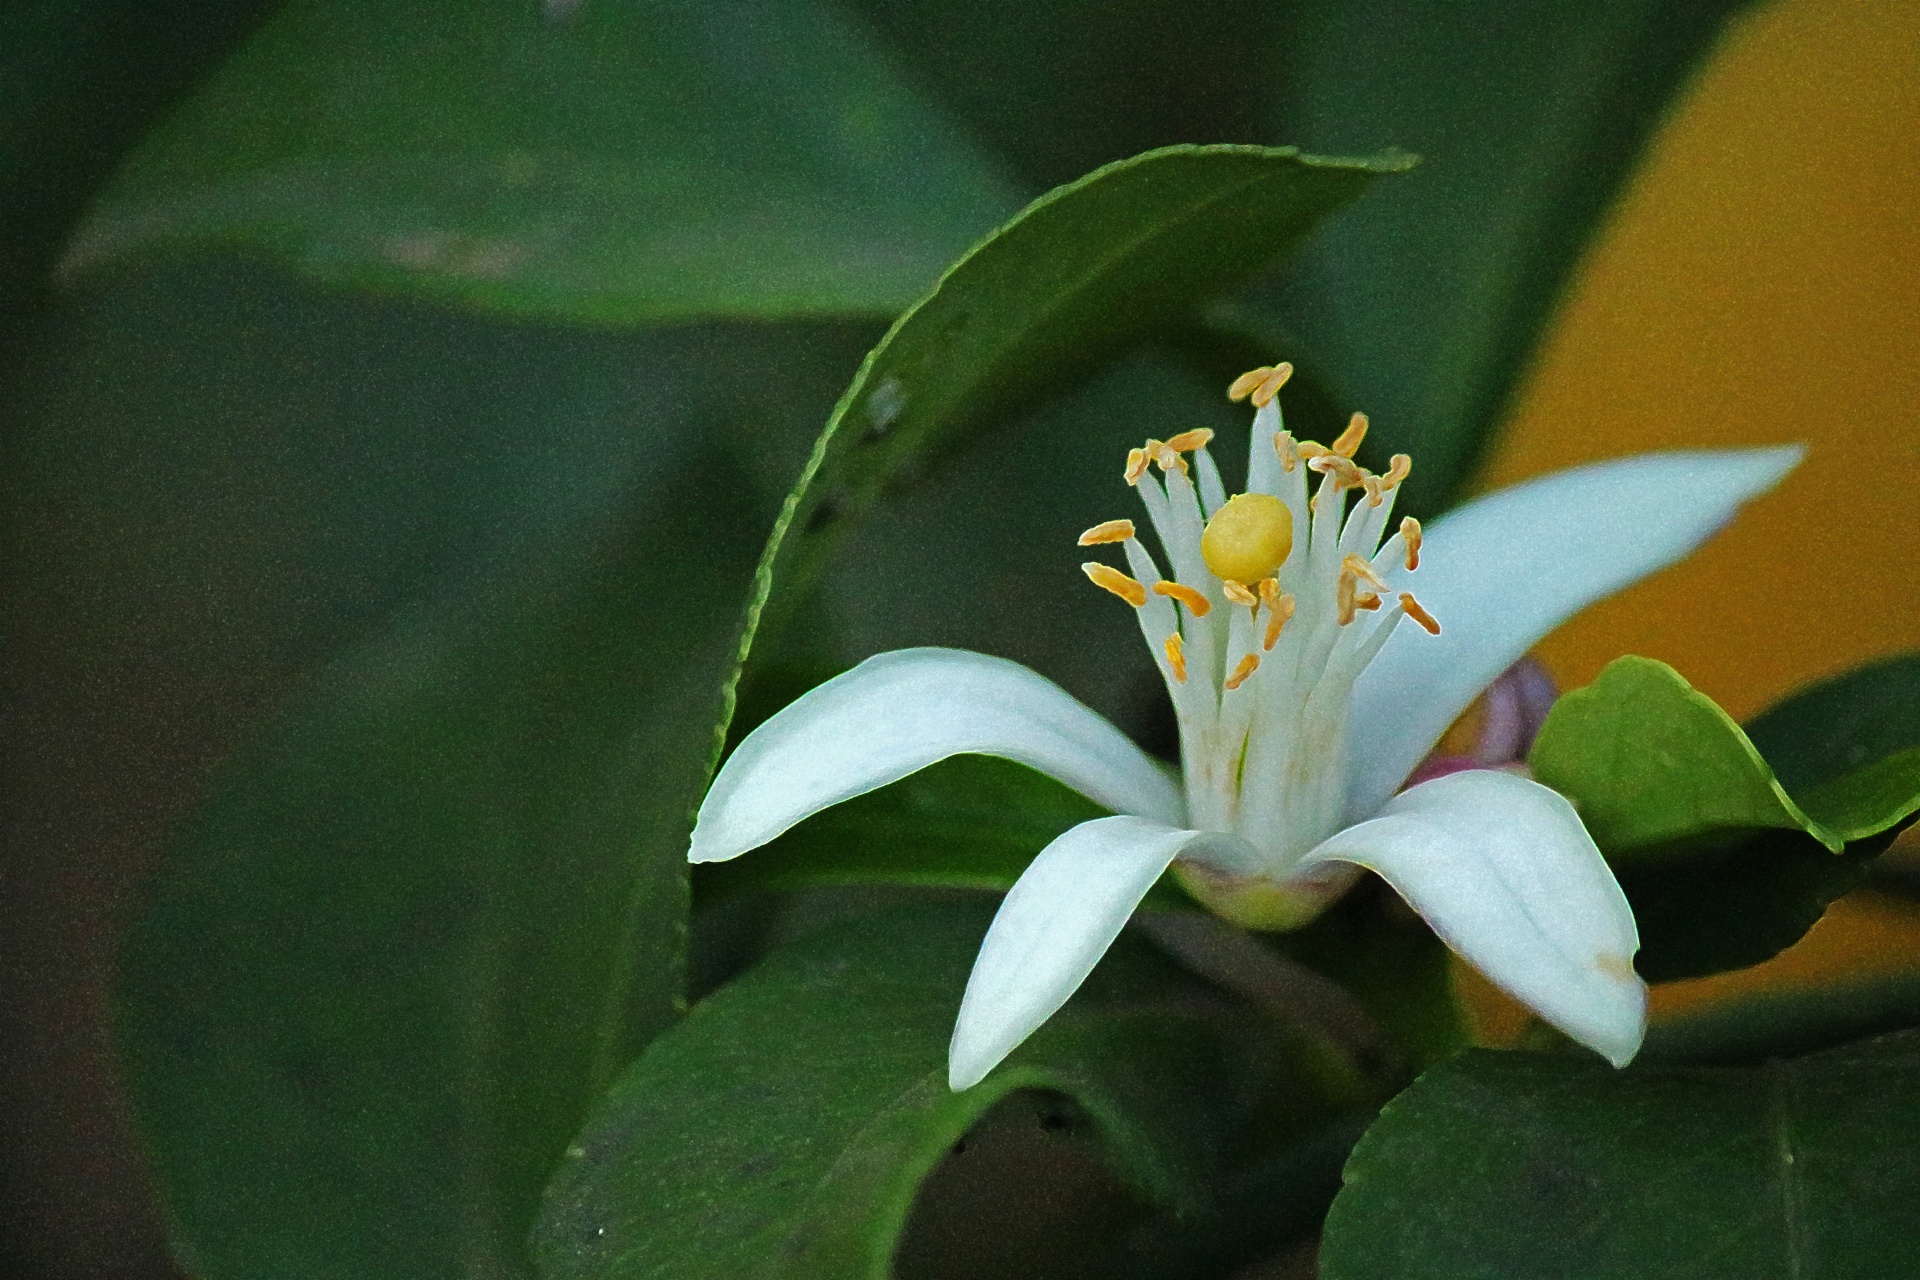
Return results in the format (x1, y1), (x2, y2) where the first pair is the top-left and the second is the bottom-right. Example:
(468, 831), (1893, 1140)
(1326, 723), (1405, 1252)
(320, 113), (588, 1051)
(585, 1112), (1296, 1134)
(78, 257), (875, 1279)
(1746, 652), (1920, 826)
(534, 903), (1358, 1280)
(726, 143), (1404, 734)
(1258, 0), (1758, 513)
(1529, 655), (1843, 852)
(63, 0), (1018, 325)
(0, 0), (272, 311)
(1320, 1030), (1920, 1280)
(1529, 656), (1920, 980)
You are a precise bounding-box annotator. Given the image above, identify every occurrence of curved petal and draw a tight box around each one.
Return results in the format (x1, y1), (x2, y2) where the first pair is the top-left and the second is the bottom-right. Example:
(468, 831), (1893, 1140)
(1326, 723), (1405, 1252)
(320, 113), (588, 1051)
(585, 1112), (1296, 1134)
(1347, 446), (1803, 819)
(949, 816), (1242, 1089)
(1298, 769), (1645, 1066)
(690, 648), (1181, 863)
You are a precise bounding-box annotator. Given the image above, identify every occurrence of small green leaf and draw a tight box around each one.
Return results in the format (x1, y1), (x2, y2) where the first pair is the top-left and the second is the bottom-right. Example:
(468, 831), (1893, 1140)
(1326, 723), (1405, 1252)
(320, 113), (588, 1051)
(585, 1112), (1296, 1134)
(1747, 652), (1920, 831)
(1529, 655), (1841, 852)
(1320, 1030), (1920, 1280)
(534, 904), (1355, 1280)
(1529, 656), (1920, 980)
(63, 0), (1019, 324)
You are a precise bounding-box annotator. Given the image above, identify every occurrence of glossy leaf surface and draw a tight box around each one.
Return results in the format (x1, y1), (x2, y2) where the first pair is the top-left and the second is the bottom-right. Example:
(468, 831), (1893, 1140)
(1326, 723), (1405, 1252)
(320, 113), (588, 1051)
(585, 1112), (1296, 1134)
(1321, 1031), (1920, 1279)
(535, 904), (1346, 1280)
(65, 0), (1019, 324)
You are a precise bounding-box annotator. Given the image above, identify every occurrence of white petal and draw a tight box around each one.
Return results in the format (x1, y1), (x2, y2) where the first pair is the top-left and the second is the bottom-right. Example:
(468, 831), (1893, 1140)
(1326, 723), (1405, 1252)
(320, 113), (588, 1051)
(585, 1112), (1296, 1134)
(1346, 446), (1803, 818)
(689, 648), (1181, 863)
(1297, 769), (1646, 1066)
(949, 817), (1242, 1089)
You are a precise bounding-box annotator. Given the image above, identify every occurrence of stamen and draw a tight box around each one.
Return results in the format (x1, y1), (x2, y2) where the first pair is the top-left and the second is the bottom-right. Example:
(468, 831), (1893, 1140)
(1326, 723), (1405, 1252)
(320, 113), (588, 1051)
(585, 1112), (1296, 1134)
(1342, 552), (1388, 591)
(1148, 439), (1188, 476)
(1250, 364), (1293, 407)
(1221, 579), (1258, 607)
(1227, 367), (1271, 402)
(1164, 632), (1188, 682)
(1152, 580), (1213, 616)
(1263, 591), (1295, 650)
(1125, 448), (1151, 485)
(1310, 454), (1364, 491)
(1401, 592), (1441, 635)
(1336, 573), (1357, 626)
(1224, 653), (1260, 691)
(1082, 561), (1147, 607)
(1274, 431), (1298, 473)
(1381, 454), (1412, 490)
(1331, 412), (1369, 458)
(1297, 441), (1330, 461)
(1400, 516), (1423, 570)
(1078, 518), (1135, 546)
(1354, 592), (1382, 612)
(1362, 473), (1384, 508)
(1164, 428), (1215, 452)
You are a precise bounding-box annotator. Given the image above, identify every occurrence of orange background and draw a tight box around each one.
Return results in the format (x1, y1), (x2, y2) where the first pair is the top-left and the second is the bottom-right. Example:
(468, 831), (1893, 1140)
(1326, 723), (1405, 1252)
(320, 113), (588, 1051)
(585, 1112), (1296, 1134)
(1488, 0), (1920, 719)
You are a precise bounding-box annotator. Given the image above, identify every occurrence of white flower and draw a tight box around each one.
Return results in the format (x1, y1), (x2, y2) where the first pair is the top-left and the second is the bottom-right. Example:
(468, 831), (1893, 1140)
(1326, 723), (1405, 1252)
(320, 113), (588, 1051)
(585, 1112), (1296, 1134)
(690, 365), (1802, 1089)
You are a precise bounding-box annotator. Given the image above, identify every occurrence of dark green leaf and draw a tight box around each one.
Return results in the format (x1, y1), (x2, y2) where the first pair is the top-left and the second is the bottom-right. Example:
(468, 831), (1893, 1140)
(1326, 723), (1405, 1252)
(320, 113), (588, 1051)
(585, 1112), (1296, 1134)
(1259, 0), (1757, 513)
(0, 0), (273, 312)
(64, 0), (1018, 325)
(1746, 651), (1920, 797)
(79, 257), (875, 1279)
(1530, 656), (1920, 980)
(534, 903), (1360, 1280)
(1321, 1030), (1920, 1280)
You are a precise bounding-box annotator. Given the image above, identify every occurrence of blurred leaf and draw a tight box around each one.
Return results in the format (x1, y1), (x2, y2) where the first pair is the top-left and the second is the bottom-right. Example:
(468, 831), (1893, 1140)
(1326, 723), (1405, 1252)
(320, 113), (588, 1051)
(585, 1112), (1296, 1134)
(534, 903), (1351, 1280)
(75, 258), (875, 1279)
(1746, 652), (1920, 795)
(1531, 656), (1920, 980)
(1259, 0), (1759, 513)
(0, 0), (273, 312)
(846, 0), (1273, 193)
(63, 0), (1019, 325)
(1320, 1030), (1920, 1280)
(728, 144), (1403, 725)
(1645, 953), (1920, 1067)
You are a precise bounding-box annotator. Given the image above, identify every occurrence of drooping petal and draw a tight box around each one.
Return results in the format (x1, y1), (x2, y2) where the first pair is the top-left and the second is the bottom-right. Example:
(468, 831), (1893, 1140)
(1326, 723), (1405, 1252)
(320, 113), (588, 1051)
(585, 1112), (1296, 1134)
(949, 816), (1245, 1089)
(1296, 769), (1646, 1066)
(689, 648), (1181, 864)
(1346, 446), (1803, 818)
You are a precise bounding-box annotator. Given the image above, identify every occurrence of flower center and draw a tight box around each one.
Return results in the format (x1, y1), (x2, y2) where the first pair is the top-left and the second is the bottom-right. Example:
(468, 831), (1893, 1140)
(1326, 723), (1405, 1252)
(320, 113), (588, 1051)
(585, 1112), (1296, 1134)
(1077, 365), (1440, 875)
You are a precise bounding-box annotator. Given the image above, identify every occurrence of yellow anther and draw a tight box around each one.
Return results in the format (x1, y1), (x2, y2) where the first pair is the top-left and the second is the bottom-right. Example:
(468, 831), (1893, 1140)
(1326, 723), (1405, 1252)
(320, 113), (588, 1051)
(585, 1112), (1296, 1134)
(1401, 516), (1423, 571)
(1297, 440), (1330, 461)
(1146, 439), (1188, 476)
(1221, 579), (1258, 608)
(1381, 454), (1412, 490)
(1201, 492), (1294, 584)
(1342, 553), (1387, 592)
(1224, 653), (1261, 691)
(1355, 592), (1382, 612)
(1125, 447), (1151, 485)
(1227, 363), (1293, 407)
(1152, 580), (1212, 617)
(1274, 431), (1298, 473)
(1401, 592), (1441, 635)
(1336, 573), (1357, 626)
(1078, 519), (1135, 546)
(1257, 576), (1280, 607)
(1311, 454), (1364, 490)
(1164, 428), (1215, 453)
(1362, 474), (1384, 508)
(1263, 591), (1295, 651)
(1331, 412), (1369, 458)
(1082, 561), (1147, 607)
(1164, 633), (1188, 683)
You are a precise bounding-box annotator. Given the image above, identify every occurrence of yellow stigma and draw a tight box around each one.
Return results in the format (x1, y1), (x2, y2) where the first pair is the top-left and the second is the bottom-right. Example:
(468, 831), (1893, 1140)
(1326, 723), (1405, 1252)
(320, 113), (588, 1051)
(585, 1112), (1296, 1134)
(1200, 493), (1294, 584)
